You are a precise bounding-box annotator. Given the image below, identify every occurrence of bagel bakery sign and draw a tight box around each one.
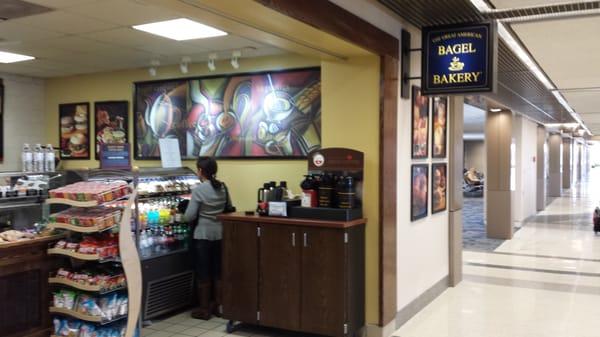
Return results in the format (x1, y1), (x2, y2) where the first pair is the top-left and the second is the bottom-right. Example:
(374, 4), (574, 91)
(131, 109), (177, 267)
(422, 22), (497, 95)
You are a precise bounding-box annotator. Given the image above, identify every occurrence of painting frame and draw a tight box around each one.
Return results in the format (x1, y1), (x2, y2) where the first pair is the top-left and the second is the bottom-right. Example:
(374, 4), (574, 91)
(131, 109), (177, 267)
(411, 85), (429, 159)
(94, 100), (130, 160)
(431, 162), (447, 214)
(59, 102), (91, 160)
(431, 96), (448, 159)
(0, 79), (3, 163)
(411, 163), (429, 221)
(133, 66), (322, 160)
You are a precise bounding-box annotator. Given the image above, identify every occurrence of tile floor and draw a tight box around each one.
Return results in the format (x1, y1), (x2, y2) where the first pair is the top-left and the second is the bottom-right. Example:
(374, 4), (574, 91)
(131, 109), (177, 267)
(142, 310), (314, 337)
(392, 169), (600, 337)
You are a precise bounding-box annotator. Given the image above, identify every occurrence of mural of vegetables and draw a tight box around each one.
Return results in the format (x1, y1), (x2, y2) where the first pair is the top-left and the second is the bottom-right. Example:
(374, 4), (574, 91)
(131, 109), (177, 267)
(134, 68), (321, 159)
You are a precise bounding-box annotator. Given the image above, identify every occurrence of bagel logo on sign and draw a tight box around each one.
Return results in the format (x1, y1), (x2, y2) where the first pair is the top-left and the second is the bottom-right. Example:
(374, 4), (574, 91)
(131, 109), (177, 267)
(313, 153), (325, 167)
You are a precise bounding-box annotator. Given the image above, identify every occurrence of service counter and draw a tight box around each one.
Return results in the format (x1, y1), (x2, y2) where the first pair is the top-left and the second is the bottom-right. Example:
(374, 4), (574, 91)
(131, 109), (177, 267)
(217, 213), (365, 337)
(0, 234), (65, 337)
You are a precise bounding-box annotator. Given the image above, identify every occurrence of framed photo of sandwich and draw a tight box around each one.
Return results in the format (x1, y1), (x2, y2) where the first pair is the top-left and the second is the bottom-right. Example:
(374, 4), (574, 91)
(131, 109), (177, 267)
(59, 102), (90, 159)
(94, 101), (129, 159)
(411, 86), (429, 159)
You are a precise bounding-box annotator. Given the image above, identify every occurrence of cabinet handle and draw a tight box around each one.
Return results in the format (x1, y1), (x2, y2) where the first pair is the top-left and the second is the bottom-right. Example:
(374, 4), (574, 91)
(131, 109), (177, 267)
(303, 233), (308, 247)
(292, 233), (296, 247)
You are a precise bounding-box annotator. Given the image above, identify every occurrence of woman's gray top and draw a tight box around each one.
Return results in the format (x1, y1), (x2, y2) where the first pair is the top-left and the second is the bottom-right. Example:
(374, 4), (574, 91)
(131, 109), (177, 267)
(183, 180), (229, 240)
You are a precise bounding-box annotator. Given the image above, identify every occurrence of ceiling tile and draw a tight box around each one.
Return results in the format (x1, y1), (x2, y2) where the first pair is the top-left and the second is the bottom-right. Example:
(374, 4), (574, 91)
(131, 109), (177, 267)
(19, 0), (99, 9)
(0, 20), (64, 43)
(491, 0), (573, 9)
(64, 0), (178, 26)
(10, 10), (118, 34)
(563, 91), (600, 114)
(512, 17), (600, 89)
(182, 35), (267, 52)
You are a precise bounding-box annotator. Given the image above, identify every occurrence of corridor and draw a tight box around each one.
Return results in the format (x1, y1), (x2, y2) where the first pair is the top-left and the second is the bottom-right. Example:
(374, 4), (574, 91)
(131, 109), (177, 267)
(393, 170), (600, 337)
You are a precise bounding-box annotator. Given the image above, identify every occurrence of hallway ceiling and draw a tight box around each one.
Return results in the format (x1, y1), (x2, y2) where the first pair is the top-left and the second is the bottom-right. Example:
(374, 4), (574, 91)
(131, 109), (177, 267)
(0, 0), (283, 77)
(378, 0), (600, 131)
(510, 15), (600, 135)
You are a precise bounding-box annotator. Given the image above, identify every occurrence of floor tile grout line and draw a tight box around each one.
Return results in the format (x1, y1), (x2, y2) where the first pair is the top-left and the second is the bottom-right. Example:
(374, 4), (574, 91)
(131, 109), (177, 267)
(465, 262), (600, 277)
(483, 250), (600, 263)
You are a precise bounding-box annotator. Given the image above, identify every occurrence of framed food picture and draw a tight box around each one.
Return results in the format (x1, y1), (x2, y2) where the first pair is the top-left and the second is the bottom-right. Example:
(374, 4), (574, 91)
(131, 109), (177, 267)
(133, 67), (321, 159)
(59, 103), (90, 159)
(432, 97), (447, 158)
(411, 164), (429, 221)
(411, 86), (429, 159)
(431, 163), (447, 214)
(95, 101), (129, 159)
(0, 79), (3, 162)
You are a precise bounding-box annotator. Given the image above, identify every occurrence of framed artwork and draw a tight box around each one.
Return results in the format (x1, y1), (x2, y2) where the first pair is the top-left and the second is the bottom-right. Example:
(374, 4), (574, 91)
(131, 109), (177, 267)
(59, 102), (90, 159)
(432, 97), (447, 158)
(0, 79), (3, 162)
(411, 86), (429, 159)
(95, 101), (129, 159)
(411, 164), (429, 221)
(431, 163), (447, 214)
(134, 67), (322, 159)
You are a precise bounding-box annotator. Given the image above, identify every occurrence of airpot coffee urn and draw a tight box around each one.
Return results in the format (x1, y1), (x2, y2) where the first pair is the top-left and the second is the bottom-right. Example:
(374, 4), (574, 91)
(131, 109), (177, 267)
(289, 147), (364, 221)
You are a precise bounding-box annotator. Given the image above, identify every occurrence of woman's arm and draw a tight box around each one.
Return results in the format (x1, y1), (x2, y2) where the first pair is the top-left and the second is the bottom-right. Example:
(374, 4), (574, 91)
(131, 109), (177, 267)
(183, 188), (202, 223)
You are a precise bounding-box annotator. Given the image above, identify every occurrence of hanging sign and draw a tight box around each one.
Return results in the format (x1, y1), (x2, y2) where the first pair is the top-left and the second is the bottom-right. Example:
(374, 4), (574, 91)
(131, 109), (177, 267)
(422, 22), (497, 95)
(100, 143), (131, 169)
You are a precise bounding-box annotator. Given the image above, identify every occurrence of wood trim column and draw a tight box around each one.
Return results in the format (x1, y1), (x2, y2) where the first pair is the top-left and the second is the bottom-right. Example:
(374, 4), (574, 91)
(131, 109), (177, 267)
(379, 54), (398, 326)
(252, 0), (399, 327)
(447, 96), (463, 286)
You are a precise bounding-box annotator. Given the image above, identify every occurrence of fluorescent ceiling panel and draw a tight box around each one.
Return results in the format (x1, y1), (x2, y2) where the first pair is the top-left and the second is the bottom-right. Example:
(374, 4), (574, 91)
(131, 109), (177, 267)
(0, 50), (34, 63)
(133, 18), (227, 41)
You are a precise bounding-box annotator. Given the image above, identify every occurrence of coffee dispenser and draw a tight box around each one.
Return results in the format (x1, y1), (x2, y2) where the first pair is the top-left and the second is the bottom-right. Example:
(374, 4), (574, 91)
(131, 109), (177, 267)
(290, 148), (364, 221)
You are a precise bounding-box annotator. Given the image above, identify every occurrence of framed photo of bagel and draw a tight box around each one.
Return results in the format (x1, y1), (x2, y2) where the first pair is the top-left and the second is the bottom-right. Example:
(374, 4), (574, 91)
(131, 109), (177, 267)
(59, 102), (90, 159)
(94, 101), (129, 160)
(133, 67), (321, 159)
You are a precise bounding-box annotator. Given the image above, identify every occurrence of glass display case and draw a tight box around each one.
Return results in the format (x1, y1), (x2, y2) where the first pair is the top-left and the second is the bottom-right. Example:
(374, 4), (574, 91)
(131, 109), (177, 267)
(0, 171), (65, 232)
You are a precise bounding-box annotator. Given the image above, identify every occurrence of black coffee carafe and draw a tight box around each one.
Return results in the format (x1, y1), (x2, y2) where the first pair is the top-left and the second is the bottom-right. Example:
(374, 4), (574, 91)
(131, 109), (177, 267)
(318, 173), (334, 208)
(336, 176), (357, 209)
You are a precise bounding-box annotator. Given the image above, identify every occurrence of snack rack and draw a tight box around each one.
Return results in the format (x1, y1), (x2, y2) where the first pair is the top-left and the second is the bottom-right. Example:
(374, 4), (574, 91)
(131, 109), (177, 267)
(46, 175), (137, 337)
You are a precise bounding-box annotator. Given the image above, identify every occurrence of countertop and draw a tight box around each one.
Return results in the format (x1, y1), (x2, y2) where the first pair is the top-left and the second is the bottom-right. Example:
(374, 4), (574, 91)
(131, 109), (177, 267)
(217, 212), (366, 229)
(0, 233), (65, 250)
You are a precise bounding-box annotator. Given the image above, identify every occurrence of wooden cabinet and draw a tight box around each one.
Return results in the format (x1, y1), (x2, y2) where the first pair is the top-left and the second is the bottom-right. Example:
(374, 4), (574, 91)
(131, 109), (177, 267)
(219, 214), (365, 337)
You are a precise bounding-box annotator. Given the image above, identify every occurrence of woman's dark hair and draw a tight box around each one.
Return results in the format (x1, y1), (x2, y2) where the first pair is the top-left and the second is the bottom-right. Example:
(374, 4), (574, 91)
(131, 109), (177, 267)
(197, 157), (222, 189)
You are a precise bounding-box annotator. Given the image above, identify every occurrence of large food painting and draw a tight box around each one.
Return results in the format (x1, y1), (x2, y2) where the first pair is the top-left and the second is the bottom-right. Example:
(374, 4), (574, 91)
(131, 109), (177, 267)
(134, 68), (321, 159)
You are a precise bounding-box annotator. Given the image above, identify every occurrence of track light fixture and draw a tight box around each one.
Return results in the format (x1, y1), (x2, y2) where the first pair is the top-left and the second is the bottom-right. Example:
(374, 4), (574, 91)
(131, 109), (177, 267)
(231, 50), (241, 69)
(149, 59), (160, 77)
(180, 56), (191, 74)
(207, 53), (217, 72)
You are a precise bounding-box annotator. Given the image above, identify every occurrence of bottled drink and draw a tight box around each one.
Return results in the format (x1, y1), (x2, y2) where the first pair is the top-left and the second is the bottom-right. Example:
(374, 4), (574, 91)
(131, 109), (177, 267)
(33, 144), (44, 172)
(44, 144), (55, 172)
(22, 144), (33, 172)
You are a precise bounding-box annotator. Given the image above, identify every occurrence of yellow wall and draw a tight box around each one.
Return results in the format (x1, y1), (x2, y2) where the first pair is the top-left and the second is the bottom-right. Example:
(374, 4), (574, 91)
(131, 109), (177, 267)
(45, 53), (381, 324)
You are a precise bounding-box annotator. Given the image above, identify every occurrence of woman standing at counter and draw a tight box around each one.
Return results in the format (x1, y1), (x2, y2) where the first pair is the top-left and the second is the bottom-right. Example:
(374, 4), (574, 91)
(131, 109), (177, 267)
(183, 157), (231, 320)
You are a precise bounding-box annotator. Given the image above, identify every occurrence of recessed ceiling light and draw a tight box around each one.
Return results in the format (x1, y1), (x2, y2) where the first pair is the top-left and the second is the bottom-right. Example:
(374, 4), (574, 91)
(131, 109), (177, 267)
(489, 108), (502, 112)
(0, 51), (34, 63)
(132, 18), (227, 41)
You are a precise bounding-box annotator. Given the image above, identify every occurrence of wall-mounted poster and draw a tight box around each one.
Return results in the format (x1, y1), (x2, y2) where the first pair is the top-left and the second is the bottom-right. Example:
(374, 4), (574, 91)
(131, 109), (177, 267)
(411, 164), (429, 221)
(411, 86), (429, 159)
(432, 96), (447, 158)
(59, 103), (90, 159)
(95, 101), (129, 159)
(431, 163), (447, 214)
(134, 68), (321, 159)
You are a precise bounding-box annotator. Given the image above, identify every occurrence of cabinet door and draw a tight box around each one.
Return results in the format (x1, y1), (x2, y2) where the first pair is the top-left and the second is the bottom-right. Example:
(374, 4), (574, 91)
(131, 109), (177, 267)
(300, 227), (346, 336)
(222, 221), (258, 324)
(259, 224), (301, 330)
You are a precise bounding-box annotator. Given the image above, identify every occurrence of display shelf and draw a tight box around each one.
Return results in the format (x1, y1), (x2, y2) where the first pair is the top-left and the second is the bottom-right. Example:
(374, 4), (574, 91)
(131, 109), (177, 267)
(139, 246), (189, 261)
(46, 198), (100, 208)
(47, 222), (116, 234)
(48, 277), (126, 294)
(47, 248), (117, 262)
(49, 307), (126, 325)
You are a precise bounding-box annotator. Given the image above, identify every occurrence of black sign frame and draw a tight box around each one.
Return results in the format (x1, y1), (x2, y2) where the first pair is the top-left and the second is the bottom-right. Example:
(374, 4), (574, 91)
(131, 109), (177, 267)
(421, 22), (497, 95)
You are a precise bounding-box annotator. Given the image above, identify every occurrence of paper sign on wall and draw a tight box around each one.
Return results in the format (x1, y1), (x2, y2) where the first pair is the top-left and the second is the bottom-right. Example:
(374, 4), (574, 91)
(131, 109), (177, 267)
(159, 138), (182, 168)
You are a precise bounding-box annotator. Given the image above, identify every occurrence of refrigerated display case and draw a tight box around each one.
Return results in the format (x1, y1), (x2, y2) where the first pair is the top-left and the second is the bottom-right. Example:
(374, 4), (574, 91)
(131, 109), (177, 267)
(135, 167), (198, 320)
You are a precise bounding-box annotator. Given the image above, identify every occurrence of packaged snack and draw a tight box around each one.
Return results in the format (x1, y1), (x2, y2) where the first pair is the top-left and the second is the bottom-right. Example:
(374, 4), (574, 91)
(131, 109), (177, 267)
(53, 291), (65, 308)
(62, 290), (77, 310)
(79, 323), (96, 337)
